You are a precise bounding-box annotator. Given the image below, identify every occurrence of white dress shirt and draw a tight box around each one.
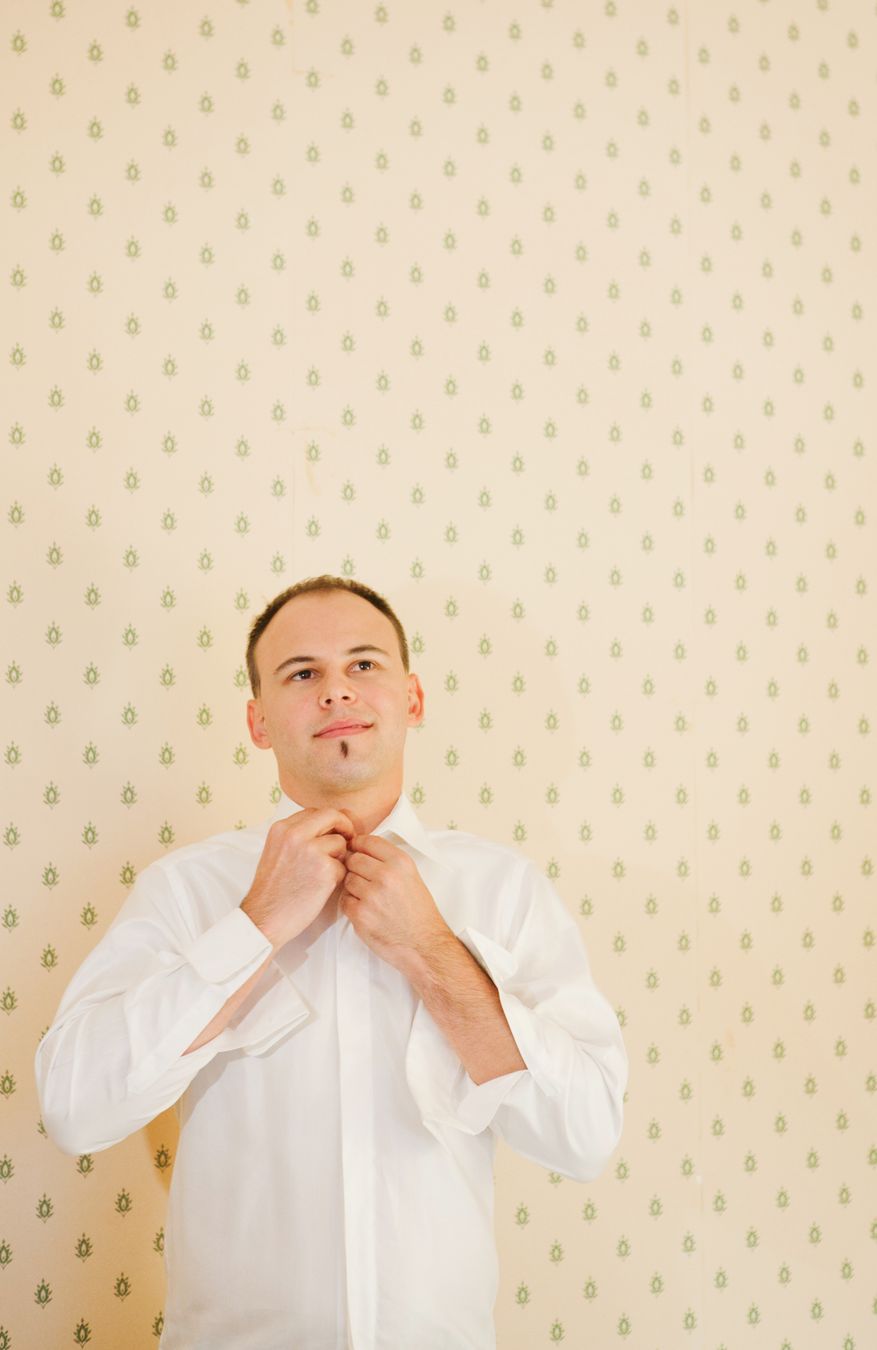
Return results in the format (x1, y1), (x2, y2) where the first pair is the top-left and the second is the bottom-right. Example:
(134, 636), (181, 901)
(34, 789), (628, 1350)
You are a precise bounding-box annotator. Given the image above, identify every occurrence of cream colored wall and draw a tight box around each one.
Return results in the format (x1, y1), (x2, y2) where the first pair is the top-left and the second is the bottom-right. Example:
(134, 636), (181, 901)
(3, 1), (874, 1346)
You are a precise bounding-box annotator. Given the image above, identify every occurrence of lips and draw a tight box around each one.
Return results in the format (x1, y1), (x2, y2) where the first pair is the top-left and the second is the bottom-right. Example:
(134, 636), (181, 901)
(316, 721), (372, 738)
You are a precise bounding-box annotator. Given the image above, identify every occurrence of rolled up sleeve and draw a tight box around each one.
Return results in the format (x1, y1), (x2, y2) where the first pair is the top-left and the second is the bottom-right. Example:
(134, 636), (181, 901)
(405, 861), (628, 1182)
(34, 862), (312, 1156)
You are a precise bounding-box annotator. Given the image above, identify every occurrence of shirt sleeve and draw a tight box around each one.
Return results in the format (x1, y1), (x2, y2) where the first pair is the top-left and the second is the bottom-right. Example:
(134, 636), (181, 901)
(34, 858), (312, 1157)
(404, 859), (628, 1183)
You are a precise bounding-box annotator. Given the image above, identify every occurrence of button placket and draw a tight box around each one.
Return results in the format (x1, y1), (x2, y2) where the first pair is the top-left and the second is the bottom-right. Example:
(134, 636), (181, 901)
(336, 911), (377, 1348)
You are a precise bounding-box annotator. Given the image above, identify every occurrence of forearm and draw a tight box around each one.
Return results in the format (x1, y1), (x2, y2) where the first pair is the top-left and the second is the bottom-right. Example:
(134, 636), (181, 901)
(401, 933), (526, 1086)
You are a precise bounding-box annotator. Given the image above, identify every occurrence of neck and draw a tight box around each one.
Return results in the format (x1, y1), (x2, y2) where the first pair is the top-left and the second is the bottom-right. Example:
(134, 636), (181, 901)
(279, 778), (402, 838)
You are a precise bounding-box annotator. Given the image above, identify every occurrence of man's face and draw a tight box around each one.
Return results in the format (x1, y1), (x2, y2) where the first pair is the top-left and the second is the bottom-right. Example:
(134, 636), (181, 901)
(246, 590), (424, 798)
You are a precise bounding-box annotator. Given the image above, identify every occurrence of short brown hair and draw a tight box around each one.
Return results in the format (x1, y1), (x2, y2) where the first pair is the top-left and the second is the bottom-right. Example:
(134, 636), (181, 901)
(246, 574), (410, 699)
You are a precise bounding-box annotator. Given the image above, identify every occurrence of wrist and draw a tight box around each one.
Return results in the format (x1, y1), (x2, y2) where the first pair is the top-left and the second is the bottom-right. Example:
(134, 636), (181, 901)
(240, 897), (281, 951)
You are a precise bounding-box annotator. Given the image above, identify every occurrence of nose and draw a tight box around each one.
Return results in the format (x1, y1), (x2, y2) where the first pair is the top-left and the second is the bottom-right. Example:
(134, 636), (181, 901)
(320, 679), (357, 708)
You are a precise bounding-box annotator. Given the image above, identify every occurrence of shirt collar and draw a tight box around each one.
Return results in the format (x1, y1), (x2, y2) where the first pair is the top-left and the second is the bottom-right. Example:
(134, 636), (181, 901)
(270, 787), (446, 869)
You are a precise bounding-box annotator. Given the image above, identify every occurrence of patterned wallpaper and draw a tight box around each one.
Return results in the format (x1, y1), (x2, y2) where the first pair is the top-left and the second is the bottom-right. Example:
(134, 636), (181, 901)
(3, 1), (874, 1346)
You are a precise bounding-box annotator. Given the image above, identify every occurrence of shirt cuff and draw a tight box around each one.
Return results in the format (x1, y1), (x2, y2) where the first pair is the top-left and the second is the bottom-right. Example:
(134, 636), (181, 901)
(212, 959), (313, 1058)
(124, 907), (309, 1095)
(452, 1066), (530, 1133)
(182, 905), (274, 982)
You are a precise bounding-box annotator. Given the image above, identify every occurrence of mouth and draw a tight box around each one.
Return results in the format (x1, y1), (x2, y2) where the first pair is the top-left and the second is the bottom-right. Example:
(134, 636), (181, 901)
(315, 723), (372, 739)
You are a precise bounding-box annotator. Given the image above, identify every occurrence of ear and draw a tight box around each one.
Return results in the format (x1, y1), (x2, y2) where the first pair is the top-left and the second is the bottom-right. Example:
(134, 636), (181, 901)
(406, 671), (425, 727)
(246, 699), (272, 749)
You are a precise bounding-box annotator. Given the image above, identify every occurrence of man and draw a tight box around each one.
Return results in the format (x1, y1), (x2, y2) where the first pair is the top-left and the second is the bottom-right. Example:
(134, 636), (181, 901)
(35, 574), (628, 1350)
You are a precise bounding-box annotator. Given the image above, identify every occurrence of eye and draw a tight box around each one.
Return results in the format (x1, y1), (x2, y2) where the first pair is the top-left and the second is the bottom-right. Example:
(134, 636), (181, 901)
(288, 659), (375, 682)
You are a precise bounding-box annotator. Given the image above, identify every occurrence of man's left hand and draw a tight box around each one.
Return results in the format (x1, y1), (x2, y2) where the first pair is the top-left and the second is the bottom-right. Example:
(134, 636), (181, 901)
(339, 834), (452, 971)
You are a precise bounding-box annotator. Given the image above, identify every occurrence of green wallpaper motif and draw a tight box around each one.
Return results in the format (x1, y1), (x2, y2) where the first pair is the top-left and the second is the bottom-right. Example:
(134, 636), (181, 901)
(3, 1), (874, 1346)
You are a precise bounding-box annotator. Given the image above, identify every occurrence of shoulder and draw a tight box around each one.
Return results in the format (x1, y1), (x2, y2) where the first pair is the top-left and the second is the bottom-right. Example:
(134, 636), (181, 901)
(424, 824), (537, 883)
(422, 826), (566, 949)
(138, 818), (269, 894)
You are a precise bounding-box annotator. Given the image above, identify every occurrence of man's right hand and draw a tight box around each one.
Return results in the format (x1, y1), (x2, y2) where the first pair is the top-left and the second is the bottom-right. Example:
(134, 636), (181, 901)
(241, 807), (356, 950)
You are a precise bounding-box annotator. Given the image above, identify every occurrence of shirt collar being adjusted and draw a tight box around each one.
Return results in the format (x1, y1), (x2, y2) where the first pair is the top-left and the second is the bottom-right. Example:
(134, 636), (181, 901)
(270, 787), (446, 869)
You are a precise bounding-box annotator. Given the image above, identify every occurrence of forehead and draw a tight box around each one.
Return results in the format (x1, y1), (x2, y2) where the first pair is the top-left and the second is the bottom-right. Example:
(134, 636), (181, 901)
(261, 591), (395, 655)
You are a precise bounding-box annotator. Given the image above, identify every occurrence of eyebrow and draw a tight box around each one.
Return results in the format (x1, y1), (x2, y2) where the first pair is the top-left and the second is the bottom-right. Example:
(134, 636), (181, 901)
(274, 645), (391, 677)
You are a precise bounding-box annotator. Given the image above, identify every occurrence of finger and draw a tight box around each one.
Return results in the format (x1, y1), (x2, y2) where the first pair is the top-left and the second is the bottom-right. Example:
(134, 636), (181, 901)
(349, 833), (404, 863)
(313, 807), (356, 843)
(344, 850), (380, 879)
(341, 872), (365, 899)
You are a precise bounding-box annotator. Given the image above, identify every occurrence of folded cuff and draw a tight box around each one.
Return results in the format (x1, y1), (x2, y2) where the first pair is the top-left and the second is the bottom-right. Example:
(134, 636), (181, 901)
(182, 905), (274, 983)
(124, 907), (307, 1095)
